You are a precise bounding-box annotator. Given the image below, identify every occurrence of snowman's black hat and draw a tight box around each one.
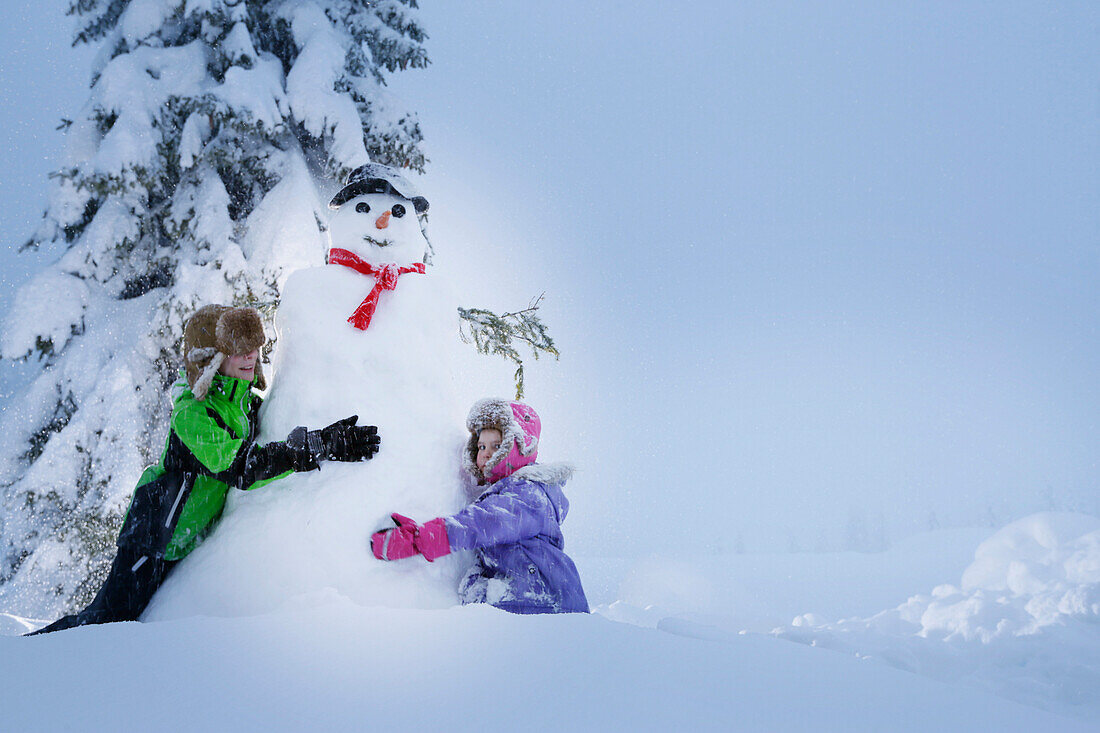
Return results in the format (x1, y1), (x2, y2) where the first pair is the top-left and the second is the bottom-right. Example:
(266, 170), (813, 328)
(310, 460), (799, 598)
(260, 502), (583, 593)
(328, 163), (429, 213)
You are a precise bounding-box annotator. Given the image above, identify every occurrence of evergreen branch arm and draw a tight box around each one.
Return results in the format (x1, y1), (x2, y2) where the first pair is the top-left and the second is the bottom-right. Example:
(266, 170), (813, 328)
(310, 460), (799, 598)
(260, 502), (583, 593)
(458, 294), (560, 400)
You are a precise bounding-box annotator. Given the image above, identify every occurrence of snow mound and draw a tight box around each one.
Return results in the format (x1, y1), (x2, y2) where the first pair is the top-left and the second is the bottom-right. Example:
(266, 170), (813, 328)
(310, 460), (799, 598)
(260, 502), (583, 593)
(7, 599), (1093, 732)
(773, 512), (1100, 718)
(961, 512), (1100, 597)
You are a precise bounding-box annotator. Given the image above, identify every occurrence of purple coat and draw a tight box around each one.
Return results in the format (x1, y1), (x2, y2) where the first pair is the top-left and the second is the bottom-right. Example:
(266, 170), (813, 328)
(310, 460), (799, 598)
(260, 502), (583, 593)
(445, 464), (588, 614)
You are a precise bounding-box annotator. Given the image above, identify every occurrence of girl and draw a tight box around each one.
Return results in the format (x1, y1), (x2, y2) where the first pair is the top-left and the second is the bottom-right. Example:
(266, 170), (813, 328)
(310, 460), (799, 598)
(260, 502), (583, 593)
(372, 398), (588, 615)
(32, 304), (380, 634)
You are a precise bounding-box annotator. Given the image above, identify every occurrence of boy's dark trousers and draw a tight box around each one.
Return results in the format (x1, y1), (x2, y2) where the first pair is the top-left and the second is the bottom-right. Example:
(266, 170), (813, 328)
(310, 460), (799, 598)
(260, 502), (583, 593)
(27, 546), (176, 635)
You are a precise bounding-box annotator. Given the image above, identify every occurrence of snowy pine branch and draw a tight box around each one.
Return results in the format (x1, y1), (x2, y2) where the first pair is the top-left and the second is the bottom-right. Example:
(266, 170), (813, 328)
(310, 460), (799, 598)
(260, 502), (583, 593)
(458, 294), (560, 400)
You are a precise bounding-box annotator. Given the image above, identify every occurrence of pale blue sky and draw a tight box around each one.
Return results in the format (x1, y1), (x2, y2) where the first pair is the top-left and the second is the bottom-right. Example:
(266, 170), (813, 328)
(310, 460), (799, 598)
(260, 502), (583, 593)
(1, 2), (1097, 553)
(402, 1), (1100, 552)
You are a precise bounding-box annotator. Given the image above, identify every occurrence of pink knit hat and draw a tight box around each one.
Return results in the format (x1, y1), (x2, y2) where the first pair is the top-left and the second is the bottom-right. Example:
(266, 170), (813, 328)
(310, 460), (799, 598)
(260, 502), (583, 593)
(463, 399), (541, 483)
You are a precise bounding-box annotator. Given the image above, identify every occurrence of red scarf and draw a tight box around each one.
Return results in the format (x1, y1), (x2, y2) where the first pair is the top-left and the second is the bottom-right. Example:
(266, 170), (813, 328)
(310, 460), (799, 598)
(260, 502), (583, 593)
(327, 248), (426, 330)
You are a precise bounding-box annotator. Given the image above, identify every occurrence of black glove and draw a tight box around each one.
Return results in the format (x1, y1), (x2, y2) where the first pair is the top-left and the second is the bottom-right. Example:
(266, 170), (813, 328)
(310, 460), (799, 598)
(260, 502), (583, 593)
(238, 417), (379, 487)
(315, 415), (381, 462)
(239, 428), (321, 487)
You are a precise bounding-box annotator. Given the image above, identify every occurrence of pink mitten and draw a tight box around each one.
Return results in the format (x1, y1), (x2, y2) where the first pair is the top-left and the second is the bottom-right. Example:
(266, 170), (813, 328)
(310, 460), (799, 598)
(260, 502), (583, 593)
(371, 513), (418, 560)
(416, 518), (451, 562)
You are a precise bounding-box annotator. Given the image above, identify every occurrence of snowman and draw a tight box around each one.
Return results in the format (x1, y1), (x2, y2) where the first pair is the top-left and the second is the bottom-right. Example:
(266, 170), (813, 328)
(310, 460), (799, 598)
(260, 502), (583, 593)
(145, 164), (477, 618)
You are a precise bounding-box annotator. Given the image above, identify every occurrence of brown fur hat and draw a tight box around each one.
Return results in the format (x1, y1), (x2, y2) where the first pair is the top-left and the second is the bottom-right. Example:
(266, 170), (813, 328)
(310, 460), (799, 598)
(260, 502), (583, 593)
(182, 305), (266, 400)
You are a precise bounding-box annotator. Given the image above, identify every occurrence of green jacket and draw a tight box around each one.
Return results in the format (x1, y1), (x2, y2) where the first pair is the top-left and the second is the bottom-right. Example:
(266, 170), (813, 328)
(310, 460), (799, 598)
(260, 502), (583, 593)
(131, 373), (287, 560)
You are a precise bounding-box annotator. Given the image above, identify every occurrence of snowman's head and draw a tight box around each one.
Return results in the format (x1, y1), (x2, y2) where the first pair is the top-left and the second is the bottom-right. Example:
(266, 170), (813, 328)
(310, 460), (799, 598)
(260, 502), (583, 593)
(327, 163), (431, 266)
(328, 191), (428, 265)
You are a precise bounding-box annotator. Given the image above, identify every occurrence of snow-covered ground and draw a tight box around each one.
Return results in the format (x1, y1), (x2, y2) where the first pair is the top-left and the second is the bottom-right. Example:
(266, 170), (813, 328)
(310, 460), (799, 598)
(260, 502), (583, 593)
(4, 512), (1097, 731)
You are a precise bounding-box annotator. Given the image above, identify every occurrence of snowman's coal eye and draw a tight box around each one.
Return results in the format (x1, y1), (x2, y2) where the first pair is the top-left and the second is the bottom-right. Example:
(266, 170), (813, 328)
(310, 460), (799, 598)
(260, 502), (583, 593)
(391, 204), (406, 218)
(355, 202), (371, 214)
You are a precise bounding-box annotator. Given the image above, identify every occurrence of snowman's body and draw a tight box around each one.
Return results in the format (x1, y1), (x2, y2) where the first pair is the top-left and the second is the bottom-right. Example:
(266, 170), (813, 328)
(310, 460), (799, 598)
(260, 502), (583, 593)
(145, 187), (475, 619)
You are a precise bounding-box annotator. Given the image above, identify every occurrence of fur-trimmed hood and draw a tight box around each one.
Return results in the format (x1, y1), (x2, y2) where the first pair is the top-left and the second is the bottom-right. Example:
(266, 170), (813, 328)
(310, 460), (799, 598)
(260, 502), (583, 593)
(463, 398), (542, 483)
(509, 462), (575, 487)
(467, 463), (576, 502)
(182, 305), (266, 401)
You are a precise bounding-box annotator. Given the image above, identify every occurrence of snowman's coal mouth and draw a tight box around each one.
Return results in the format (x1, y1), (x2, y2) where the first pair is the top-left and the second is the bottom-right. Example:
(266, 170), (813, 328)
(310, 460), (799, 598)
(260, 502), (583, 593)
(362, 235), (395, 248)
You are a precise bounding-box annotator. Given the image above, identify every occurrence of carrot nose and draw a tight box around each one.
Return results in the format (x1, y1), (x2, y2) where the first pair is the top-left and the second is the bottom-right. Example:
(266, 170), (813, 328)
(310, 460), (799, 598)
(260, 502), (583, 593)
(375, 211), (391, 229)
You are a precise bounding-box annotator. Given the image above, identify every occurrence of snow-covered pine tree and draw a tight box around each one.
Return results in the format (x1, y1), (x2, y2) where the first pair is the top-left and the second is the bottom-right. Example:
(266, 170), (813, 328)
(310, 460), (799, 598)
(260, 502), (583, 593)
(0, 0), (429, 619)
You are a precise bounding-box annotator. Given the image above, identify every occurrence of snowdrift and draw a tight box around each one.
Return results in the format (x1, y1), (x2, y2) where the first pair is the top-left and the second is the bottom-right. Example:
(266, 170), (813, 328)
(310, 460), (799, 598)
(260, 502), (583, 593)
(5, 597), (1092, 732)
(773, 512), (1100, 718)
